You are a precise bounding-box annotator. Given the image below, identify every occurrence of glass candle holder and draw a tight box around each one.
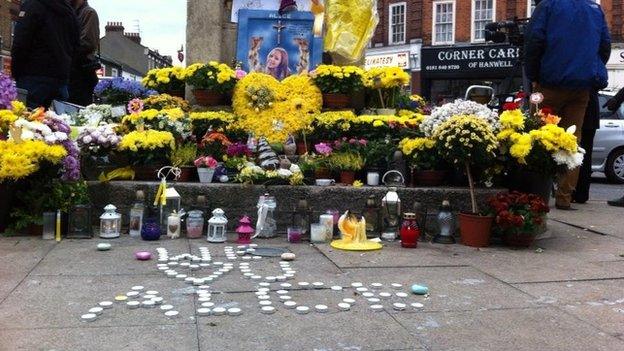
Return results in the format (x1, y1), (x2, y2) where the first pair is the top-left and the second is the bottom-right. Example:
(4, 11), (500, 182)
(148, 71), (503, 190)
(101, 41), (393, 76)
(186, 210), (204, 239)
(42, 212), (56, 240)
(287, 227), (303, 243)
(310, 223), (326, 243)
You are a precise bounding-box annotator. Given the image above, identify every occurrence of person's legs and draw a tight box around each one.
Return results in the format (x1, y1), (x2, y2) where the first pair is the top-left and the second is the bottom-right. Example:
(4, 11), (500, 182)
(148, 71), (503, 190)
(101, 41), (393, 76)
(17, 76), (57, 109)
(555, 90), (589, 208)
(68, 71), (97, 106)
(573, 128), (596, 203)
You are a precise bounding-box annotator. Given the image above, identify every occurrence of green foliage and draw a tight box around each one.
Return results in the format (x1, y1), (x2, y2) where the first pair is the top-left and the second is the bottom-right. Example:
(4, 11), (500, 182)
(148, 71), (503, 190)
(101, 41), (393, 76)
(327, 152), (365, 171)
(170, 143), (198, 166)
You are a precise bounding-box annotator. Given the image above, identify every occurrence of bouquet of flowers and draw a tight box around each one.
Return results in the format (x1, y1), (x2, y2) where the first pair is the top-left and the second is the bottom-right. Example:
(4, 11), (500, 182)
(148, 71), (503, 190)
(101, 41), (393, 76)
(117, 130), (175, 165)
(362, 67), (410, 109)
(199, 131), (232, 161)
(193, 155), (219, 169)
(488, 191), (550, 241)
(311, 65), (364, 94)
(189, 111), (236, 138)
(142, 67), (186, 93)
(77, 125), (121, 157)
(142, 94), (190, 112)
(433, 115), (498, 213)
(223, 142), (252, 170)
(185, 62), (237, 93)
(236, 162), (304, 185)
(399, 137), (440, 171)
(122, 108), (191, 141)
(74, 104), (115, 126)
(420, 99), (500, 137)
(94, 77), (156, 106)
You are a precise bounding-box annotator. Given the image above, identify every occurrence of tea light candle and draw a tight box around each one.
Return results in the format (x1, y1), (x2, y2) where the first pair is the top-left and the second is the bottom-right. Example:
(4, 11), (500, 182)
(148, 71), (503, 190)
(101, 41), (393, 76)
(351, 282), (363, 288)
(393, 303), (406, 311)
(201, 302), (215, 308)
(312, 282), (324, 289)
(378, 292), (392, 300)
(280, 283), (292, 289)
(297, 282), (310, 289)
(96, 243), (111, 251)
(88, 307), (103, 315)
(135, 251), (152, 261)
(284, 301), (297, 309)
(396, 292), (408, 298)
(338, 303), (351, 311)
(257, 295), (270, 301)
(411, 302), (424, 309)
(167, 215), (181, 238)
(314, 304), (328, 313)
(160, 304), (174, 311)
(370, 304), (384, 312)
(261, 306), (276, 314)
(279, 295), (292, 301)
(367, 298), (381, 304)
(265, 276), (277, 282)
(227, 308), (242, 316)
(391, 283), (403, 290)
(81, 313), (97, 322)
(259, 300), (272, 306)
(131, 286), (145, 291)
(276, 276), (287, 282)
(98, 301), (113, 309)
(356, 287), (368, 292)
(295, 306), (310, 314)
(197, 308), (211, 316)
(276, 290), (289, 295)
(343, 298), (356, 305)
(151, 297), (164, 305)
(115, 295), (128, 302)
(331, 286), (343, 291)
(362, 292), (375, 298)
(164, 310), (179, 318)
(146, 290), (158, 295)
(142, 300), (155, 308)
(212, 307), (226, 316)
(126, 301), (140, 309)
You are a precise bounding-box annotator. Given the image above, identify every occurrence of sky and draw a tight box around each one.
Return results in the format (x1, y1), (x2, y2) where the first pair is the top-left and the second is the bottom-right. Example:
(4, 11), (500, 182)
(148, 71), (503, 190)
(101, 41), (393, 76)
(89, 0), (187, 65)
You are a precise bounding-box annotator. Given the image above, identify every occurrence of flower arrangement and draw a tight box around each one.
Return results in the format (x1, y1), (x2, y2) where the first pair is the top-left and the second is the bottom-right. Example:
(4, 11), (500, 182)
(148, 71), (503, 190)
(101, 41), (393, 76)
(94, 77), (156, 106)
(362, 139), (393, 169)
(194, 155), (219, 169)
(421, 100), (500, 137)
(142, 94), (190, 112)
(185, 62), (237, 93)
(311, 65), (364, 94)
(127, 98), (144, 115)
(77, 125), (121, 156)
(189, 110), (237, 137)
(433, 115), (498, 213)
(0, 140), (67, 182)
(170, 143), (198, 167)
(0, 72), (17, 109)
(497, 109), (583, 175)
(0, 101), (25, 131)
(396, 94), (428, 113)
(74, 104), (115, 126)
(223, 142), (252, 170)
(399, 137), (440, 170)
(122, 108), (191, 141)
(199, 131), (232, 160)
(362, 67), (410, 109)
(488, 191), (550, 238)
(236, 162), (304, 185)
(232, 73), (321, 143)
(142, 67), (186, 93)
(118, 130), (175, 165)
(327, 152), (365, 171)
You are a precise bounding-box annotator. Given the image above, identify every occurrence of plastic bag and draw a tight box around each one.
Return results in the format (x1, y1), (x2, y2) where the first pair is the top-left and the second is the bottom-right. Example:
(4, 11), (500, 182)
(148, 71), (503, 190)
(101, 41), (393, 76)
(323, 0), (379, 64)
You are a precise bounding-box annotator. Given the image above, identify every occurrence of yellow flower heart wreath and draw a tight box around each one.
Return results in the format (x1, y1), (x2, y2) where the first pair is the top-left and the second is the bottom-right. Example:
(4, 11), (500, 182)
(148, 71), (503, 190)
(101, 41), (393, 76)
(232, 73), (322, 143)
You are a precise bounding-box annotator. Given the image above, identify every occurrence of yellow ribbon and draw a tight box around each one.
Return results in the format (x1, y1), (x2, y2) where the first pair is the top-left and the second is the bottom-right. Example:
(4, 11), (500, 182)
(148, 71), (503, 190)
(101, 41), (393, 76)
(153, 178), (167, 206)
(98, 166), (135, 182)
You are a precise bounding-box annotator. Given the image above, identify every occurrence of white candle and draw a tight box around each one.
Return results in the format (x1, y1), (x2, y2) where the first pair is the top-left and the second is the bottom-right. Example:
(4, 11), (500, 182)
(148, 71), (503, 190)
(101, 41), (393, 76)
(167, 215), (181, 238)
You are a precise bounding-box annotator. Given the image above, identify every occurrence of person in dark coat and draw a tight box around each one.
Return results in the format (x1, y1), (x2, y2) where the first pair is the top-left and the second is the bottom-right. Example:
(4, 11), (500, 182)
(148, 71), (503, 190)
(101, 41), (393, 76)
(68, 0), (100, 106)
(524, 0), (611, 210)
(11, 0), (80, 109)
(605, 87), (624, 207)
(573, 91), (600, 204)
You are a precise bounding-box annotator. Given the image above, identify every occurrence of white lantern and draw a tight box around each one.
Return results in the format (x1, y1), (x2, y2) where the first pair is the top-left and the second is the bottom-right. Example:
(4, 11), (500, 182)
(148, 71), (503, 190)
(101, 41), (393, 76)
(160, 187), (181, 227)
(207, 208), (228, 243)
(381, 187), (401, 241)
(99, 204), (121, 238)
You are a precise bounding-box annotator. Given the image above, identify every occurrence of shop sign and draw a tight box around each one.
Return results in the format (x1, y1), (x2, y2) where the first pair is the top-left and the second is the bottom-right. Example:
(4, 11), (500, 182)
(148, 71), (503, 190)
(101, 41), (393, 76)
(421, 45), (520, 79)
(607, 49), (624, 68)
(365, 52), (409, 69)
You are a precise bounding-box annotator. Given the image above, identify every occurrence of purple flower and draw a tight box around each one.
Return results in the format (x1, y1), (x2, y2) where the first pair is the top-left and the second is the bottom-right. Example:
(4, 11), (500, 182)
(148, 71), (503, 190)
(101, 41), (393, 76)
(314, 142), (333, 156)
(0, 72), (17, 109)
(226, 142), (251, 157)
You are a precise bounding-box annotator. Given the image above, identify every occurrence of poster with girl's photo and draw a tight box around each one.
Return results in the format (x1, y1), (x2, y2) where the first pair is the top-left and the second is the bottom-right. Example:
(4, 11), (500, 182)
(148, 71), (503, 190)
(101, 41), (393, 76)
(236, 9), (323, 80)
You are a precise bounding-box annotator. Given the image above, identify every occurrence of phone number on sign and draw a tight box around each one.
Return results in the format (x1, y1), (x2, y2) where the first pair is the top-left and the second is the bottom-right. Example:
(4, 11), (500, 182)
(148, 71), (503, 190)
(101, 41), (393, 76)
(425, 65), (460, 70)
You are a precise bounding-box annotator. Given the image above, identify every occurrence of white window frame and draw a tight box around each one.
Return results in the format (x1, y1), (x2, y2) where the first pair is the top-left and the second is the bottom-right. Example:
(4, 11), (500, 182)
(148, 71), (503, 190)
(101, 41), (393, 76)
(432, 0), (456, 46)
(388, 2), (407, 45)
(471, 0), (496, 43)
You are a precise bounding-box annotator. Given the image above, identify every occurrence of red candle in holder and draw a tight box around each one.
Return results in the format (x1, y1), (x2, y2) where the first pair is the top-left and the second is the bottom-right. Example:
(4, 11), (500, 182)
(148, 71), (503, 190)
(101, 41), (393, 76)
(236, 216), (254, 245)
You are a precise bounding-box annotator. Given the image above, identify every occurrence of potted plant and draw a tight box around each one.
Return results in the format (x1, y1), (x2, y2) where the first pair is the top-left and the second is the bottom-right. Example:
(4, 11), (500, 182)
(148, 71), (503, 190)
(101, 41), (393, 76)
(312, 65), (364, 110)
(362, 139), (393, 185)
(185, 62), (237, 106)
(313, 142), (333, 179)
(223, 142), (252, 177)
(94, 77), (156, 107)
(194, 155), (218, 183)
(142, 67), (186, 98)
(117, 130), (176, 180)
(170, 143), (198, 182)
(399, 137), (446, 186)
(327, 152), (365, 185)
(362, 67), (410, 115)
(77, 125), (122, 180)
(433, 115), (499, 247)
(142, 94), (190, 112)
(488, 191), (550, 248)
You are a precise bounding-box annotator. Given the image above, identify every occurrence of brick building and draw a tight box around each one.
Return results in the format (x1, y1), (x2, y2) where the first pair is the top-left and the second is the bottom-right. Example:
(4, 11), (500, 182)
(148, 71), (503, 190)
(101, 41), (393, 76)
(0, 0), (20, 74)
(368, 0), (624, 101)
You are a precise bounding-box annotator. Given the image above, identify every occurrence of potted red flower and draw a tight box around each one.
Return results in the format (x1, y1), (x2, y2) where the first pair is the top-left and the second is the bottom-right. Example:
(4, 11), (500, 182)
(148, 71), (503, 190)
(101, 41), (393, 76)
(488, 191), (550, 248)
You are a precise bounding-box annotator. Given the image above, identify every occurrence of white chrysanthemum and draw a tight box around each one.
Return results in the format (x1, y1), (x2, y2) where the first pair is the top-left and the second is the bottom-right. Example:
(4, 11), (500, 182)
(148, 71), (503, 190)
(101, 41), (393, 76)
(289, 164), (301, 173)
(552, 150), (583, 170)
(420, 99), (500, 136)
(277, 169), (293, 178)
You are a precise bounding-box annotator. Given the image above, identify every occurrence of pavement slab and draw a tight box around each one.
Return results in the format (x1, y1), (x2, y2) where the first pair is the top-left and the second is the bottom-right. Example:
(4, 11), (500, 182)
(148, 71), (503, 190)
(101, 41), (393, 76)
(0, 324), (198, 351)
(394, 307), (624, 351)
(0, 238), (55, 301)
(513, 279), (624, 339)
(550, 201), (624, 238)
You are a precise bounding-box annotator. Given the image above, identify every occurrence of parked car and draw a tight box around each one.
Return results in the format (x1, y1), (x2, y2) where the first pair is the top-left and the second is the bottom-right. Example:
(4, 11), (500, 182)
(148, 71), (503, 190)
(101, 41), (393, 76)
(593, 92), (624, 183)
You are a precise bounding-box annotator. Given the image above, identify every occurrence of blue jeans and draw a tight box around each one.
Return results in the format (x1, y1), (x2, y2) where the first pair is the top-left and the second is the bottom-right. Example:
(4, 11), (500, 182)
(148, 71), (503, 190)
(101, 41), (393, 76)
(16, 76), (69, 110)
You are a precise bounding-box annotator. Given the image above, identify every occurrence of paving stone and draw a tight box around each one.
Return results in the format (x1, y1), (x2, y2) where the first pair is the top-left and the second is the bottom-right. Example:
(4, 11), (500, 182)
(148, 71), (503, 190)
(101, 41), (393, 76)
(0, 324), (198, 351)
(197, 290), (423, 351)
(0, 238), (54, 300)
(514, 279), (624, 339)
(551, 202), (624, 238)
(0, 275), (196, 329)
(338, 267), (536, 312)
(394, 307), (624, 351)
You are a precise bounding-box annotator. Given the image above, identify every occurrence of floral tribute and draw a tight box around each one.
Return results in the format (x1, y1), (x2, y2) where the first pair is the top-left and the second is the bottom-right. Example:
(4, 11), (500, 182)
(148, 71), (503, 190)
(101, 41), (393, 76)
(488, 191), (550, 235)
(420, 99), (500, 137)
(311, 65), (364, 94)
(142, 67), (186, 93)
(184, 61), (237, 93)
(94, 77), (156, 106)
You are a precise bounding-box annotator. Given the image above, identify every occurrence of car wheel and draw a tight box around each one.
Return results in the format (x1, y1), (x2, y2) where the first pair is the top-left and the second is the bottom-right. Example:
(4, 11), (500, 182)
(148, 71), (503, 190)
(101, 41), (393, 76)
(606, 148), (624, 184)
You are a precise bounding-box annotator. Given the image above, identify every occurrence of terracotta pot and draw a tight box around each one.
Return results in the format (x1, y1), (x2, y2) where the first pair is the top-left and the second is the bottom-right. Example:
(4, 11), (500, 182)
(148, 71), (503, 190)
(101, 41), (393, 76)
(314, 167), (331, 179)
(133, 166), (161, 181)
(458, 213), (493, 247)
(192, 89), (223, 106)
(165, 89), (185, 99)
(296, 141), (308, 155)
(503, 231), (536, 248)
(339, 170), (356, 185)
(322, 93), (351, 109)
(414, 170), (447, 187)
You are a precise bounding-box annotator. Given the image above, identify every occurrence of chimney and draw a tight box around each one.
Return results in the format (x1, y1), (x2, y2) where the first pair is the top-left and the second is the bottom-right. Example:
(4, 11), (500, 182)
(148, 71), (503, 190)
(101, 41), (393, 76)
(105, 21), (124, 33)
(124, 32), (142, 45)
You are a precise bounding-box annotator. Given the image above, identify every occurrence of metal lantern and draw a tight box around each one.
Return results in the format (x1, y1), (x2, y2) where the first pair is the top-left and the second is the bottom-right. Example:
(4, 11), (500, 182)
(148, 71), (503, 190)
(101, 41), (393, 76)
(236, 215), (254, 244)
(434, 200), (456, 244)
(413, 201), (428, 241)
(160, 187), (181, 228)
(381, 187), (401, 241)
(67, 204), (92, 239)
(291, 199), (311, 236)
(363, 195), (380, 238)
(99, 204), (121, 238)
(207, 208), (228, 243)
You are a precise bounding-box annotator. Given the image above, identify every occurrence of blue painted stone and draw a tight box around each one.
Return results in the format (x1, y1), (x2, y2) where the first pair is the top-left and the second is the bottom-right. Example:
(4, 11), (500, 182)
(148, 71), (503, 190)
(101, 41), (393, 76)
(411, 284), (429, 295)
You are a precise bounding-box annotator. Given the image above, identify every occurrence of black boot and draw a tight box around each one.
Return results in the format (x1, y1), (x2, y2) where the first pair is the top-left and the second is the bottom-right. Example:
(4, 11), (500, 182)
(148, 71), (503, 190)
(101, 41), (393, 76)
(607, 196), (624, 207)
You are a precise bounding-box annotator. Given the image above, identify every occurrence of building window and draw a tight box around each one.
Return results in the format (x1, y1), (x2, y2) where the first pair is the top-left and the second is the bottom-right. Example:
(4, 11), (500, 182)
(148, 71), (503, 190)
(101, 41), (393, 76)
(433, 1), (455, 45)
(472, 0), (494, 42)
(111, 68), (118, 77)
(389, 2), (406, 45)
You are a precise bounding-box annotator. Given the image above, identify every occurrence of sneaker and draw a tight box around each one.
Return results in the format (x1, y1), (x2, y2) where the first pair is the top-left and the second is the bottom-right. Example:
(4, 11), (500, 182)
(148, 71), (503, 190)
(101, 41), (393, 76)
(607, 197), (624, 207)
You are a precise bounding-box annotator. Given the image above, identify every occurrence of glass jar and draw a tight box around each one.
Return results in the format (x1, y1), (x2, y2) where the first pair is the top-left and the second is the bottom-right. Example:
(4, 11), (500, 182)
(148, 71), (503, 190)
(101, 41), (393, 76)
(256, 195), (277, 238)
(400, 212), (420, 248)
(141, 217), (161, 241)
(186, 210), (204, 239)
